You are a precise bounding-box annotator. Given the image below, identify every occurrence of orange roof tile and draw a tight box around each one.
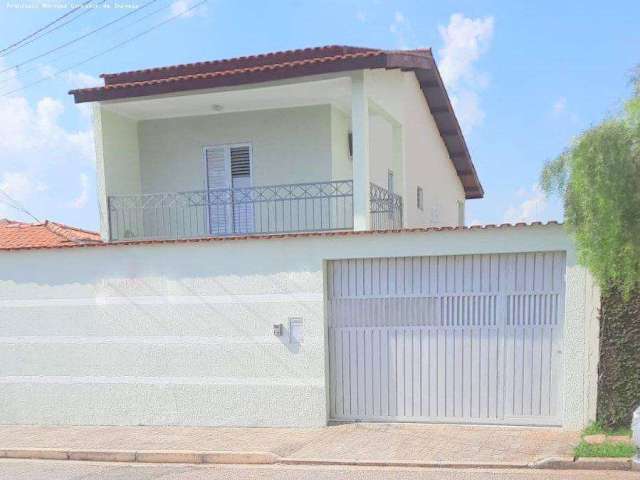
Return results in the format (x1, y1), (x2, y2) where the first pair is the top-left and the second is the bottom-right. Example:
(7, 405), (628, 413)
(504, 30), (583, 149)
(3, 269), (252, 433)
(68, 45), (483, 199)
(0, 219), (102, 250)
(0, 220), (561, 252)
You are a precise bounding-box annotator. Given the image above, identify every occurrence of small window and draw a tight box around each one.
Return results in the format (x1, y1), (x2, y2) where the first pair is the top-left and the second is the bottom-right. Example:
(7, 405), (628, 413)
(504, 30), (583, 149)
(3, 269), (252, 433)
(347, 132), (353, 161)
(387, 169), (394, 193)
(417, 186), (424, 210)
(457, 200), (465, 226)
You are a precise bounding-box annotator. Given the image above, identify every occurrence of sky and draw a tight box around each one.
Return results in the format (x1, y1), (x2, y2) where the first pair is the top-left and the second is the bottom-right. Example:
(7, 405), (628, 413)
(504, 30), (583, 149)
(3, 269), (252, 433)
(0, 0), (638, 230)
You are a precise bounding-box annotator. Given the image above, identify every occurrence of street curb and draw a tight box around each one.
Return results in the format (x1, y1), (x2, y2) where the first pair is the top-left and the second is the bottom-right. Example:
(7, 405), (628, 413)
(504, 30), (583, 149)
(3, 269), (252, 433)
(0, 449), (632, 471)
(280, 458), (531, 469)
(0, 449), (278, 465)
(530, 456), (576, 469)
(572, 458), (632, 471)
(532, 455), (632, 471)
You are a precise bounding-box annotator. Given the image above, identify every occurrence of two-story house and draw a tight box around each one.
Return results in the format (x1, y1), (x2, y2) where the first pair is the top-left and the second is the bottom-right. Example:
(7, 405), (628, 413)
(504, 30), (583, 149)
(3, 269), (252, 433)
(0, 46), (599, 431)
(70, 45), (482, 241)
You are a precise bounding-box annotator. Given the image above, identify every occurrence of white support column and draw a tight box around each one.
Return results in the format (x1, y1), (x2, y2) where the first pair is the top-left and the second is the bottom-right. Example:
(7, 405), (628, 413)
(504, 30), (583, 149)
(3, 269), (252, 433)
(351, 72), (371, 231)
(391, 123), (406, 227)
(92, 104), (110, 241)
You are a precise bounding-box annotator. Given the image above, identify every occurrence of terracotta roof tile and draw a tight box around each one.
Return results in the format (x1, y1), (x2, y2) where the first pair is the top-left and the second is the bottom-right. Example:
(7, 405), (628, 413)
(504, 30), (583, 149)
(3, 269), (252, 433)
(68, 44), (483, 199)
(76, 50), (387, 94)
(100, 45), (380, 85)
(0, 221), (562, 252)
(0, 219), (102, 250)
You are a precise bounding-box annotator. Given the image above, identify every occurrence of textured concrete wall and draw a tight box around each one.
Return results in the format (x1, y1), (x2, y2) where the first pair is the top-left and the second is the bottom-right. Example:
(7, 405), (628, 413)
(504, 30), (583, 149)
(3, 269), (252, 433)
(137, 105), (333, 194)
(0, 224), (597, 429)
(563, 255), (601, 430)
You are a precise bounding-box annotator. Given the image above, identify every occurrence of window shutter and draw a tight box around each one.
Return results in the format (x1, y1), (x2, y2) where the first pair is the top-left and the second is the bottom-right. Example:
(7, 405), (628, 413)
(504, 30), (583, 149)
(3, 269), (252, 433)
(230, 146), (251, 178)
(205, 146), (227, 190)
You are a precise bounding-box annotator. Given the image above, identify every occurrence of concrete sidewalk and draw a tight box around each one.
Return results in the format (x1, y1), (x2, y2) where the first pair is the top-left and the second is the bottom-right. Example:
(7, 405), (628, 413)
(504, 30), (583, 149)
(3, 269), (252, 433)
(0, 424), (580, 469)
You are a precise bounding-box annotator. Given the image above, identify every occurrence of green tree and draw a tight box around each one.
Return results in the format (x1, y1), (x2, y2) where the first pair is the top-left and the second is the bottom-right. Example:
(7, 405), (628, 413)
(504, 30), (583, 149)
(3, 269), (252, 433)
(540, 74), (640, 294)
(542, 72), (640, 429)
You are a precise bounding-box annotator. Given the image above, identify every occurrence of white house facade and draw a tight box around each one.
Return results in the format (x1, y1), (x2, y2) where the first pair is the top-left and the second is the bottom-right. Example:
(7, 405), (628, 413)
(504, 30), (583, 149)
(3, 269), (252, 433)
(0, 46), (600, 431)
(76, 46), (481, 241)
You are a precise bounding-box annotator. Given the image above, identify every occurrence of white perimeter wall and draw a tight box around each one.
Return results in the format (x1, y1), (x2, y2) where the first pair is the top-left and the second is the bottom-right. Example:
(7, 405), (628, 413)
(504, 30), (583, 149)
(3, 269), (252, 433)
(0, 225), (597, 429)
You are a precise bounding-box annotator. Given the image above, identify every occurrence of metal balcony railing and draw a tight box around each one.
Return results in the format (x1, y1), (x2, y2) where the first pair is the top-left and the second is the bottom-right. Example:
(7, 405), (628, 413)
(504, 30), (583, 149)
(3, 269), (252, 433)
(369, 182), (403, 230)
(107, 180), (403, 241)
(107, 180), (355, 241)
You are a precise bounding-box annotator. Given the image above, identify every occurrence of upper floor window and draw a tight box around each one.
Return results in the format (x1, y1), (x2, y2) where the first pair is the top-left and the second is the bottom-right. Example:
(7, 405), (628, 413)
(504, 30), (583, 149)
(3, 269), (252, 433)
(387, 169), (394, 193)
(417, 186), (424, 210)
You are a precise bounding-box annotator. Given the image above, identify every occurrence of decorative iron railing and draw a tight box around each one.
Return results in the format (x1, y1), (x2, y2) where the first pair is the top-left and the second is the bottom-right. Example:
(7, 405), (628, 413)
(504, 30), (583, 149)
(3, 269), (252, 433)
(107, 180), (403, 241)
(369, 182), (403, 230)
(107, 180), (354, 241)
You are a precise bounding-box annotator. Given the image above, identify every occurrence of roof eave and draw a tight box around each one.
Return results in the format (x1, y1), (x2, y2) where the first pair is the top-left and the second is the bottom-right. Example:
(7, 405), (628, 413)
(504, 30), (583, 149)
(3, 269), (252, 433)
(69, 50), (483, 198)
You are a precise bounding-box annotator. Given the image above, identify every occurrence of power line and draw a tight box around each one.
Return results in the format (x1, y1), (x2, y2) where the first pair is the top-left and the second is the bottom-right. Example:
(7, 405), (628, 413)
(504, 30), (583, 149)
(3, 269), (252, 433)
(0, 0), (159, 76)
(1, 0), (207, 98)
(0, 190), (41, 223)
(0, 0), (95, 57)
(1, 0), (107, 58)
(0, 0), (170, 88)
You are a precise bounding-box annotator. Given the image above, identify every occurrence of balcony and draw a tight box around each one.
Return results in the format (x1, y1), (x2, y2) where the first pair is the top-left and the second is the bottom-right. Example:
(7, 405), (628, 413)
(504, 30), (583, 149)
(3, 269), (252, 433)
(107, 180), (402, 241)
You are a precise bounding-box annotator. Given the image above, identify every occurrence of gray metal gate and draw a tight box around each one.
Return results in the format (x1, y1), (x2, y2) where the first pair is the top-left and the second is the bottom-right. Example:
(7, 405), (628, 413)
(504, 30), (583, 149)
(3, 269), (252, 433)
(326, 252), (565, 426)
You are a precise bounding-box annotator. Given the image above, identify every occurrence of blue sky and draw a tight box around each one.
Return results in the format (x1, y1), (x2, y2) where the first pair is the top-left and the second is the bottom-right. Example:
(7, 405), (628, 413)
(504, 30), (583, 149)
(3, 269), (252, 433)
(0, 0), (638, 230)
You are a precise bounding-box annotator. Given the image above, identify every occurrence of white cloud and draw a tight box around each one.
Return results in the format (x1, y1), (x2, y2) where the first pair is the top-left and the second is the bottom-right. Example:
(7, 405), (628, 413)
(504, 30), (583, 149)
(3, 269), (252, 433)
(450, 90), (485, 133)
(552, 96), (567, 115)
(34, 66), (100, 89)
(37, 64), (57, 80)
(0, 93), (93, 162)
(504, 184), (548, 224)
(355, 10), (366, 22)
(0, 171), (46, 219)
(389, 10), (414, 49)
(169, 0), (206, 18)
(0, 172), (41, 201)
(550, 96), (579, 124)
(64, 71), (101, 89)
(438, 14), (494, 86)
(437, 13), (494, 133)
(0, 59), (95, 222)
(67, 173), (90, 209)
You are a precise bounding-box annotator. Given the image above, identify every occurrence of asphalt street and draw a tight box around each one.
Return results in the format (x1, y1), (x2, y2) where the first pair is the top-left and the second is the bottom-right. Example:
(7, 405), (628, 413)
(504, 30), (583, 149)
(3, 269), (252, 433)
(0, 460), (636, 480)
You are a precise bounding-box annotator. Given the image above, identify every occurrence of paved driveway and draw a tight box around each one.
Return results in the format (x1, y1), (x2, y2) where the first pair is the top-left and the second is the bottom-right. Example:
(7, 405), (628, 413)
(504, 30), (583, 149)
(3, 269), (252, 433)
(0, 460), (637, 480)
(285, 423), (579, 466)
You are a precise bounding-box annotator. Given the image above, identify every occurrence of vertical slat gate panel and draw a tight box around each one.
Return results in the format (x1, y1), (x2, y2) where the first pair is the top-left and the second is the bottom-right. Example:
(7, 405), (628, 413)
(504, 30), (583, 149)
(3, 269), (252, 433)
(327, 252), (565, 425)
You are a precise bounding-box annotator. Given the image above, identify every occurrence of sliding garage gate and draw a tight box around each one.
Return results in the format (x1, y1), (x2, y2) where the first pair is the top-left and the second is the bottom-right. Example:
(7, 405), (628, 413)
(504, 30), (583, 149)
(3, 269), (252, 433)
(327, 252), (566, 426)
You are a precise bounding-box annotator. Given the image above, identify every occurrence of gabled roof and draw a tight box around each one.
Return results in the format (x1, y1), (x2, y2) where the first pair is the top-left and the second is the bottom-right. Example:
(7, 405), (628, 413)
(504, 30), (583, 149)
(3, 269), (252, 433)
(69, 45), (483, 198)
(0, 219), (102, 250)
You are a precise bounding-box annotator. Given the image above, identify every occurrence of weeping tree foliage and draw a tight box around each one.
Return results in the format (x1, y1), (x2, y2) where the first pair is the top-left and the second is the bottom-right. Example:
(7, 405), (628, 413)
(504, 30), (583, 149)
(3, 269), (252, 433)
(540, 74), (640, 294)
(541, 73), (640, 428)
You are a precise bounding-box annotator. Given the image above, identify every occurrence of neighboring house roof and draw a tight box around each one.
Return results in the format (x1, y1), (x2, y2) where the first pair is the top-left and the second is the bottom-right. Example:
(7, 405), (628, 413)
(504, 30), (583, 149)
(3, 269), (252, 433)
(69, 45), (483, 199)
(0, 221), (560, 252)
(0, 219), (102, 250)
